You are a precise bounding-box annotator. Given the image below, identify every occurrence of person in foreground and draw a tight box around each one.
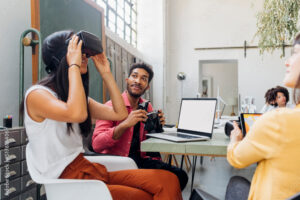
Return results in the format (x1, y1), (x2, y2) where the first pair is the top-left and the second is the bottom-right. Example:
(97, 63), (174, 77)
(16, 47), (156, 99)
(226, 33), (300, 200)
(23, 30), (182, 200)
(92, 63), (188, 190)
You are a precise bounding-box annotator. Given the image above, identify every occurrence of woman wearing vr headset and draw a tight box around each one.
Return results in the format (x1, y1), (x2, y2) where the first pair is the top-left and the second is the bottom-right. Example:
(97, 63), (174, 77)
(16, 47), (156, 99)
(226, 33), (300, 199)
(23, 30), (182, 200)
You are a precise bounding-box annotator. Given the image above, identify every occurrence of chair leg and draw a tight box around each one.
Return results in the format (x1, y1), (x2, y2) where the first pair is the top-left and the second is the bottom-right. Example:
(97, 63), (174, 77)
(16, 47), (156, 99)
(187, 155), (191, 166)
(162, 153), (169, 163)
(184, 155), (191, 172)
(172, 155), (179, 167)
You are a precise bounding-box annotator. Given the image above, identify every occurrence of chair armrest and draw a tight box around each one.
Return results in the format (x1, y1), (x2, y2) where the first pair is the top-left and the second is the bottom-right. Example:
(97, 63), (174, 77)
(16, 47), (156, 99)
(84, 155), (138, 171)
(44, 179), (112, 200)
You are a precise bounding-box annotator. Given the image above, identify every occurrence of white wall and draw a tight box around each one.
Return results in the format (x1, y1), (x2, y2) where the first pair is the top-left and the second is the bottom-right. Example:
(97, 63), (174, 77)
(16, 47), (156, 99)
(164, 0), (291, 123)
(0, 0), (32, 127)
(137, 0), (164, 110)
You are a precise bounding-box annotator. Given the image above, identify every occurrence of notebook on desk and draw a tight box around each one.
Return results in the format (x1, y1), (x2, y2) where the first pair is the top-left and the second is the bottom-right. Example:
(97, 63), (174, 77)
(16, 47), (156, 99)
(147, 98), (217, 142)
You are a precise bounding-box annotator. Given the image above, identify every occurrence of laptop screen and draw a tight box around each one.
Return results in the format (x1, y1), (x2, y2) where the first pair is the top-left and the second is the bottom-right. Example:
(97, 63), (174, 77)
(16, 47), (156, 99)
(177, 98), (217, 135)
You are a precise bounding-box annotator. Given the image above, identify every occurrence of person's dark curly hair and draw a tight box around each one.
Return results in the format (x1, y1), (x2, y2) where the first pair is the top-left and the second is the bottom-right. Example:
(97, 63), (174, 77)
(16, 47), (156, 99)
(264, 88), (277, 105)
(275, 86), (289, 104)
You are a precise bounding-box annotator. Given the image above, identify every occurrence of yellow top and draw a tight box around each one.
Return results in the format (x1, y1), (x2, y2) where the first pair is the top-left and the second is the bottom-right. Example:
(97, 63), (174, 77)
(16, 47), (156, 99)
(227, 104), (300, 200)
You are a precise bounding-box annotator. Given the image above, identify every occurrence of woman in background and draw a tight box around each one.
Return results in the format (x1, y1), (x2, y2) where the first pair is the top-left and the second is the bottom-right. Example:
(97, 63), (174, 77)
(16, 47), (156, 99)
(260, 87), (276, 113)
(260, 85), (292, 113)
(226, 32), (300, 199)
(24, 30), (182, 200)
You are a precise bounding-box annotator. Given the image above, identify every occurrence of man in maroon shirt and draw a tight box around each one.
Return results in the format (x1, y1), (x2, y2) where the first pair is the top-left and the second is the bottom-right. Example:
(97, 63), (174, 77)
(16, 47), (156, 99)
(92, 63), (188, 190)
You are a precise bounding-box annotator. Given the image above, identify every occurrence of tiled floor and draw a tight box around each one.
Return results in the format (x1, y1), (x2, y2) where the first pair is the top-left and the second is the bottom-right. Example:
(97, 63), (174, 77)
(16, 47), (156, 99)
(175, 156), (256, 200)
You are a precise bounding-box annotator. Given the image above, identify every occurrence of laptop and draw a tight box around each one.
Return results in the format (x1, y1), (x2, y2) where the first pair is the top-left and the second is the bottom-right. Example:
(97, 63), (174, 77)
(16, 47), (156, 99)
(147, 98), (217, 142)
(240, 113), (262, 135)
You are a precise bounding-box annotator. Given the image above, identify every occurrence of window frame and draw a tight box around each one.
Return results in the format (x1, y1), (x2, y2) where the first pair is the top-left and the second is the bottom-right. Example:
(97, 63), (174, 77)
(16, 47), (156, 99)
(95, 0), (137, 47)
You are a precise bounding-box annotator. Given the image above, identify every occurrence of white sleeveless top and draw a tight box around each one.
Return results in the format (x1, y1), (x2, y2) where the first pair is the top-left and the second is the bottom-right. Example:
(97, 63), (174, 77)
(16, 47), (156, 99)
(24, 85), (84, 178)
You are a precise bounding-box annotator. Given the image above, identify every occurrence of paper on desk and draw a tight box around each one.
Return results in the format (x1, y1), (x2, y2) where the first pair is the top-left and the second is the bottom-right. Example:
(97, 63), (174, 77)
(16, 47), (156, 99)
(221, 115), (239, 120)
(163, 127), (177, 132)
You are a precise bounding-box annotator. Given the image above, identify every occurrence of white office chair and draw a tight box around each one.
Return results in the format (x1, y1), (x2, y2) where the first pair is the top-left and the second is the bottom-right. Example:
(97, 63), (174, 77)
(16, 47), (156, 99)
(26, 151), (138, 200)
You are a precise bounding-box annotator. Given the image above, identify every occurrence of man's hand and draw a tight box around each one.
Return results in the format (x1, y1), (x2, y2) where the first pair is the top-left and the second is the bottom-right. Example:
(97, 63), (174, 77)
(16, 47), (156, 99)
(123, 109), (148, 128)
(158, 109), (165, 126)
(112, 109), (147, 140)
(230, 121), (243, 143)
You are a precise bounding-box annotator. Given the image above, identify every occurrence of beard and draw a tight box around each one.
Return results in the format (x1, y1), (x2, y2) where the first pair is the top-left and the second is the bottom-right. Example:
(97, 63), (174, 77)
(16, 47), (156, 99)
(127, 83), (147, 98)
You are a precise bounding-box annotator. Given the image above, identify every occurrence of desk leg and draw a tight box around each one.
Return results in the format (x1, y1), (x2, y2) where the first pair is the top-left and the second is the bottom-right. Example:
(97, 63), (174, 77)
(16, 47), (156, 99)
(180, 155), (184, 169)
(200, 156), (204, 165)
(191, 156), (198, 193)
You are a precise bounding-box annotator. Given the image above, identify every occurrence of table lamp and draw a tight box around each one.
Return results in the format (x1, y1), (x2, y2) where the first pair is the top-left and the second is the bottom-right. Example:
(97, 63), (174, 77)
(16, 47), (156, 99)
(227, 97), (238, 116)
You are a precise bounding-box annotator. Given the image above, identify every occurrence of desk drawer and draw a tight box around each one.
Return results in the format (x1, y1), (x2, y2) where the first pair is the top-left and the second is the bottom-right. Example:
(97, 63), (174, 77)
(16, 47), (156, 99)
(0, 147), (21, 166)
(20, 187), (37, 200)
(21, 145), (26, 161)
(0, 177), (21, 199)
(0, 162), (21, 183)
(21, 160), (28, 176)
(20, 129), (28, 145)
(21, 174), (36, 192)
(0, 130), (21, 149)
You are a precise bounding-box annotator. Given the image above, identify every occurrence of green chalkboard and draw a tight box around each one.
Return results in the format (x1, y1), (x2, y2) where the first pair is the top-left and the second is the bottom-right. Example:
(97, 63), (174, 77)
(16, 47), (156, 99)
(40, 0), (104, 102)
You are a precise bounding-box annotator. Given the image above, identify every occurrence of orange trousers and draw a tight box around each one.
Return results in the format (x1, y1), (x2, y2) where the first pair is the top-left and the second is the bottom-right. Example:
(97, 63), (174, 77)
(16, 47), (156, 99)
(59, 154), (182, 200)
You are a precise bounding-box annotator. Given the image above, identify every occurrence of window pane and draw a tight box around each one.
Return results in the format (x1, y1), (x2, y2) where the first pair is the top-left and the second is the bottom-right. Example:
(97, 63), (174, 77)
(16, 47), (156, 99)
(117, 16), (124, 31)
(96, 0), (107, 15)
(108, 0), (116, 10)
(132, 30), (136, 43)
(125, 25), (131, 36)
(117, 0), (124, 8)
(117, 6), (124, 18)
(132, 21), (136, 31)
(125, 14), (130, 24)
(109, 21), (115, 31)
(132, 1), (137, 11)
(125, 2), (131, 16)
(109, 9), (116, 24)
(132, 10), (136, 24)
(117, 28), (124, 38)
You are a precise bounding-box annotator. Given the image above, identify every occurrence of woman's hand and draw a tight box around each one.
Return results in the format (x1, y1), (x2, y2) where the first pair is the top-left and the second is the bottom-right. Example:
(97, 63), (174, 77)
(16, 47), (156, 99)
(230, 121), (243, 143)
(91, 53), (111, 76)
(66, 35), (83, 67)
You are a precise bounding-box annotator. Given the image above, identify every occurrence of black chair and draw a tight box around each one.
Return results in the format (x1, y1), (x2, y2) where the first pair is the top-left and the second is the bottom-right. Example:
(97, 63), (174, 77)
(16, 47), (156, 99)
(189, 188), (218, 200)
(286, 192), (300, 200)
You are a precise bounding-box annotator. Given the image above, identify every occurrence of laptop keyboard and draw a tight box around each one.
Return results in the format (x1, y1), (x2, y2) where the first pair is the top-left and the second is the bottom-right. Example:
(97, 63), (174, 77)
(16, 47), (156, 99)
(168, 133), (200, 139)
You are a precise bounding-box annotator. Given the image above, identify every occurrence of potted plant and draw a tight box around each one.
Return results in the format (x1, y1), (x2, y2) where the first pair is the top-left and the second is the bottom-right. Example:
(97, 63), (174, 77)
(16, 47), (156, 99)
(255, 0), (300, 56)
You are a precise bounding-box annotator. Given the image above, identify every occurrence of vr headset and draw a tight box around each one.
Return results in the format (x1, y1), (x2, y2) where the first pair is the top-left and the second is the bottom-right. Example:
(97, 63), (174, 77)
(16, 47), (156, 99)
(66, 31), (103, 57)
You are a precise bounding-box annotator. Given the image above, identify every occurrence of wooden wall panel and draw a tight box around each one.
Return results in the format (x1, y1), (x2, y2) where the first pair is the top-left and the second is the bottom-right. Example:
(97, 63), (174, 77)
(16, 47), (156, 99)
(115, 44), (123, 91)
